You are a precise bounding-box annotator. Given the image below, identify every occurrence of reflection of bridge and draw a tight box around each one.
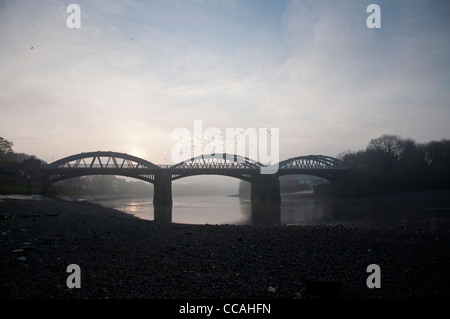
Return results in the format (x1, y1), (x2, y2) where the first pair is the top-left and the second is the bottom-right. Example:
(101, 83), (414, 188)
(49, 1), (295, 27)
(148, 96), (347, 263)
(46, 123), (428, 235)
(36, 151), (349, 204)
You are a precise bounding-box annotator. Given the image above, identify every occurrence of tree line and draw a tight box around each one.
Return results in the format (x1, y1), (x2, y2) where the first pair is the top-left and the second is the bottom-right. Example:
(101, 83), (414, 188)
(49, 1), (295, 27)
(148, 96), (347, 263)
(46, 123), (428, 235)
(333, 134), (450, 193)
(0, 137), (39, 163)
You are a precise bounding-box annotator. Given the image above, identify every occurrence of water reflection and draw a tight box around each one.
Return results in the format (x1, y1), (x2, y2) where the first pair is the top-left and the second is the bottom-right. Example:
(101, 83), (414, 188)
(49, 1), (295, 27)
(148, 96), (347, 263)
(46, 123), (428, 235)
(251, 201), (281, 225)
(92, 190), (450, 229)
(281, 194), (331, 225)
(153, 198), (281, 225)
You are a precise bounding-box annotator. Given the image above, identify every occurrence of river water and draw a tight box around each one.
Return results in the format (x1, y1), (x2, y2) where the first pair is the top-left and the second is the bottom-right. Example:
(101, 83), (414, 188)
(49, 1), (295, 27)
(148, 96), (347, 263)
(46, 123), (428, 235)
(91, 190), (450, 229)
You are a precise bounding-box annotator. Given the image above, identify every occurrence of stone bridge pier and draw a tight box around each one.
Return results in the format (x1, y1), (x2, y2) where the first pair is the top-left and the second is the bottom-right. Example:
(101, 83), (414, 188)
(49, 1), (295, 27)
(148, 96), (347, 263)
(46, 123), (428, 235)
(153, 171), (173, 205)
(250, 174), (281, 202)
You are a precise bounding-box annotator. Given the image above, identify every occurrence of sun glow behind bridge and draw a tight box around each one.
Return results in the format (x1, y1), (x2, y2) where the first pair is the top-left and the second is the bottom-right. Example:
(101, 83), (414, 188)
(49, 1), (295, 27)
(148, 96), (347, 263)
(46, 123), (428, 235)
(130, 149), (143, 161)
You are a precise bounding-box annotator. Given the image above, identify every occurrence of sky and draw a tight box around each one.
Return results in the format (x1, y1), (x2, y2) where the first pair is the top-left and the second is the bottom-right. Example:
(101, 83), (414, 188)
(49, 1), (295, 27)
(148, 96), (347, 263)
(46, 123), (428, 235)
(1, 0), (449, 167)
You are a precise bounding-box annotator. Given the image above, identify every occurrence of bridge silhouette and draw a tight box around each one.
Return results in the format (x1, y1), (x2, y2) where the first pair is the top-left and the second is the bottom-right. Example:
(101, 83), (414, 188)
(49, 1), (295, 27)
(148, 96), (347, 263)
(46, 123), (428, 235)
(35, 151), (349, 204)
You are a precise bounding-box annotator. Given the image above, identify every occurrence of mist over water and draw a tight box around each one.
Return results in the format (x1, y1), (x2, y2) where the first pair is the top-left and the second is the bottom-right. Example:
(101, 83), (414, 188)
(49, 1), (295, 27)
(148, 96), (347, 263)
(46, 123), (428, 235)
(93, 190), (450, 230)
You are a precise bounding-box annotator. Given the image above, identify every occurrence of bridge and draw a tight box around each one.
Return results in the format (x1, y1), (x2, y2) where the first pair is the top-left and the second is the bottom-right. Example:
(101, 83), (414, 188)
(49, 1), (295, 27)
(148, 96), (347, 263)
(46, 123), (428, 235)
(2, 151), (349, 204)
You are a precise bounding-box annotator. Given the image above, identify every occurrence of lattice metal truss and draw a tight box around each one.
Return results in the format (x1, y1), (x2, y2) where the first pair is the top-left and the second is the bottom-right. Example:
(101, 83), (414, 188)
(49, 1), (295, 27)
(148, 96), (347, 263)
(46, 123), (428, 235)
(43, 151), (160, 183)
(171, 153), (263, 170)
(47, 151), (160, 169)
(278, 155), (347, 170)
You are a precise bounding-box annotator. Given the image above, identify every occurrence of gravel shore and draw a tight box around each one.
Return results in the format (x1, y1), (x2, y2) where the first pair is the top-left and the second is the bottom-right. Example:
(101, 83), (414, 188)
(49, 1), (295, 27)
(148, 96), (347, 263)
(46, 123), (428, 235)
(1, 197), (449, 299)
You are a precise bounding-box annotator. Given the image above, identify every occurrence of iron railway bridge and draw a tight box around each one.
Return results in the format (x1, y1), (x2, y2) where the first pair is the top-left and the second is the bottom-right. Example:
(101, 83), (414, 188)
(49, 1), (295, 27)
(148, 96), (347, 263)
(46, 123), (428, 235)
(32, 151), (349, 204)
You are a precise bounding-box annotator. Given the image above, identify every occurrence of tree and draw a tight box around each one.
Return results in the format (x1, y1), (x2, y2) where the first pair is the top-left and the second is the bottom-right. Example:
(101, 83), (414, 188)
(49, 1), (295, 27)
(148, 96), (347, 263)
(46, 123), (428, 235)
(423, 139), (450, 188)
(0, 137), (14, 154)
(366, 134), (411, 173)
(339, 134), (450, 192)
(0, 137), (16, 162)
(366, 134), (403, 160)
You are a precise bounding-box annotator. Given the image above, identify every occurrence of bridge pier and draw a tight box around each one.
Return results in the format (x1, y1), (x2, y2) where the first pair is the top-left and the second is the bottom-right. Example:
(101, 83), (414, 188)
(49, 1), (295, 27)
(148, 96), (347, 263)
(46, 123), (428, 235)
(154, 204), (172, 222)
(41, 182), (50, 196)
(153, 172), (173, 205)
(250, 174), (281, 202)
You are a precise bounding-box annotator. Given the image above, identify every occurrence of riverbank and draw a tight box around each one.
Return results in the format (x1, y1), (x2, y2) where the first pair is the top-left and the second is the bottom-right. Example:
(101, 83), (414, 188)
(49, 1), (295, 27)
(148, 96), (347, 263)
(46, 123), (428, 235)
(1, 196), (449, 299)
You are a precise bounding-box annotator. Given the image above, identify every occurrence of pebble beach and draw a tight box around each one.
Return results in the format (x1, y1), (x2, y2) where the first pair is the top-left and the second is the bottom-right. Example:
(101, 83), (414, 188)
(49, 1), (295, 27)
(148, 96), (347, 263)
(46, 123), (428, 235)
(1, 196), (449, 299)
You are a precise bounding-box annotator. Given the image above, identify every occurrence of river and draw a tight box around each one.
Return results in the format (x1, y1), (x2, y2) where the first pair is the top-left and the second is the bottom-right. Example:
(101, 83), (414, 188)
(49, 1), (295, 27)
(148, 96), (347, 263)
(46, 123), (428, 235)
(89, 190), (450, 229)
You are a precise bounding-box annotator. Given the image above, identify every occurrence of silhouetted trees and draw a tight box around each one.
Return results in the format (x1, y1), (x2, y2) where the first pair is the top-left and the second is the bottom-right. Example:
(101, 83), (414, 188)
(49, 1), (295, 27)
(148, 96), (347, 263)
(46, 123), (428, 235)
(0, 136), (44, 163)
(338, 134), (450, 193)
(0, 137), (15, 162)
(422, 139), (450, 188)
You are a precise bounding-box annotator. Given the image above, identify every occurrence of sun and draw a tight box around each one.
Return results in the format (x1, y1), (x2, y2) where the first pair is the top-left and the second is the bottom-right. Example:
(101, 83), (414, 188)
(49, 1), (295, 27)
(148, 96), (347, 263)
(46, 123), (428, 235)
(129, 148), (143, 159)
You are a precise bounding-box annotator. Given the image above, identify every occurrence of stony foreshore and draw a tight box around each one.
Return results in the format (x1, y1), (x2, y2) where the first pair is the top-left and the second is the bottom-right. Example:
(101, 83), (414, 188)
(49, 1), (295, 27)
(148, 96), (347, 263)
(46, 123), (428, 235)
(1, 197), (449, 299)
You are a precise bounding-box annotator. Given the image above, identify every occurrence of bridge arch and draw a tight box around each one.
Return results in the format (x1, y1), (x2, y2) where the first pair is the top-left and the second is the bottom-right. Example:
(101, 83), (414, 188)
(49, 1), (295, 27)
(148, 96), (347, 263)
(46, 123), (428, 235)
(277, 155), (346, 170)
(47, 151), (160, 170)
(42, 151), (161, 187)
(276, 155), (348, 181)
(171, 153), (263, 170)
(170, 153), (262, 182)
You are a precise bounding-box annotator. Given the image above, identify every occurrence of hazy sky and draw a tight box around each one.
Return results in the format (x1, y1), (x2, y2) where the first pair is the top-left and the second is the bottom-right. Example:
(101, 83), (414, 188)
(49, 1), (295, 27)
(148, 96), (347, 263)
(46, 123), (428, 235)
(1, 0), (449, 165)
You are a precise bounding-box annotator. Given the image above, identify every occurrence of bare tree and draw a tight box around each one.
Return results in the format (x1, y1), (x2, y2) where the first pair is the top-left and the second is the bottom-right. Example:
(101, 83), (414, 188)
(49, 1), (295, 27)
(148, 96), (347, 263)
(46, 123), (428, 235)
(366, 134), (404, 160)
(0, 137), (14, 154)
